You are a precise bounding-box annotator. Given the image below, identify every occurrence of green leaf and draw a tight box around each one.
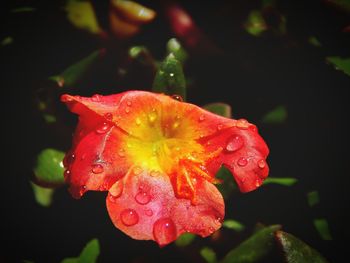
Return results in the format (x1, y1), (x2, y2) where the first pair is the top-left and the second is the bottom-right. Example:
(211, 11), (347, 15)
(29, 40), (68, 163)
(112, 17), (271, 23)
(262, 105), (287, 124)
(244, 10), (267, 37)
(308, 36), (322, 47)
(65, 0), (101, 34)
(200, 247), (218, 263)
(1, 36), (13, 46)
(215, 166), (238, 199)
(326, 56), (350, 77)
(276, 231), (329, 262)
(11, 7), (36, 13)
(33, 148), (65, 186)
(313, 218), (333, 240)
(221, 225), (281, 263)
(222, 220), (245, 232)
(61, 239), (100, 263)
(50, 49), (101, 88)
(203, 103), (232, 118)
(307, 191), (320, 207)
(175, 233), (196, 247)
(31, 182), (55, 207)
(78, 239), (100, 263)
(263, 177), (298, 186)
(166, 38), (188, 64)
(152, 53), (186, 101)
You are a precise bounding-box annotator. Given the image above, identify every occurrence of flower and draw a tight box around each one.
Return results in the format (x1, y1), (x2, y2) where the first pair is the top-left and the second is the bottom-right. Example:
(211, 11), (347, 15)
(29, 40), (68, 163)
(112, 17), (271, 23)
(61, 91), (269, 246)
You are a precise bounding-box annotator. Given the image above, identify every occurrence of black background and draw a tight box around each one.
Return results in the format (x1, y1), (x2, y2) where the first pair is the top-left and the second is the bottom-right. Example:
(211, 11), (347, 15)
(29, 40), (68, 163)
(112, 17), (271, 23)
(1, 0), (349, 262)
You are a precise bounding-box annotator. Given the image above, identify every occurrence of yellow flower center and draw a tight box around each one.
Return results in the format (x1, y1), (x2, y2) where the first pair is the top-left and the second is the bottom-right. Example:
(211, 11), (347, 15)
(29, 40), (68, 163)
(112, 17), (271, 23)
(122, 107), (217, 202)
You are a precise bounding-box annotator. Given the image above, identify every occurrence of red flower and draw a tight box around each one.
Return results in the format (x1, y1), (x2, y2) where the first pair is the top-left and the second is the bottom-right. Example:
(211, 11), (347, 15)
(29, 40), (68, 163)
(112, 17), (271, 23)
(61, 91), (269, 246)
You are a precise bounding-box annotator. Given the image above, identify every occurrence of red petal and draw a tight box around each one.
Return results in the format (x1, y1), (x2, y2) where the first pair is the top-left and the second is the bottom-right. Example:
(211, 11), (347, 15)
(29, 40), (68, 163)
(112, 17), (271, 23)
(61, 94), (132, 198)
(202, 124), (269, 192)
(106, 169), (224, 246)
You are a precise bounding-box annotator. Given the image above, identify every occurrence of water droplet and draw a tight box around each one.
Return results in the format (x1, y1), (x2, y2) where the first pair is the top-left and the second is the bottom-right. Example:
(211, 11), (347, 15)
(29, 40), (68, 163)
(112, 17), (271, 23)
(135, 118), (141, 125)
(237, 157), (248, 167)
(145, 209), (153, 217)
(135, 191), (151, 205)
(79, 185), (87, 196)
(64, 169), (71, 178)
(109, 180), (123, 199)
(199, 115), (205, 122)
(258, 159), (266, 169)
(148, 112), (157, 123)
(217, 124), (223, 130)
(169, 73), (174, 77)
(120, 209), (139, 226)
(226, 135), (244, 152)
(172, 121), (180, 129)
(96, 122), (110, 134)
(153, 218), (177, 245)
(81, 153), (86, 160)
(236, 119), (249, 129)
(118, 148), (125, 157)
(92, 94), (101, 102)
(125, 107), (131, 113)
(171, 94), (183, 102)
(104, 112), (113, 121)
(126, 100), (132, 106)
(255, 180), (261, 187)
(92, 163), (104, 174)
(133, 166), (142, 175)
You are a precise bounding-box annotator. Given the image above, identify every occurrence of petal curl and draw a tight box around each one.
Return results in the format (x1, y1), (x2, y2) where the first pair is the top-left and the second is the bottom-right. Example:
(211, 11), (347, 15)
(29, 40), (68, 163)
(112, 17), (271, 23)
(201, 124), (269, 192)
(61, 94), (132, 198)
(106, 169), (224, 246)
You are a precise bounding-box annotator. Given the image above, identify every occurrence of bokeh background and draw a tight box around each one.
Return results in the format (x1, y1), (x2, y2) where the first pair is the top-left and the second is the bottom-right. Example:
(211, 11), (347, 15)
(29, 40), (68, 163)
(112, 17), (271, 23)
(1, 0), (349, 262)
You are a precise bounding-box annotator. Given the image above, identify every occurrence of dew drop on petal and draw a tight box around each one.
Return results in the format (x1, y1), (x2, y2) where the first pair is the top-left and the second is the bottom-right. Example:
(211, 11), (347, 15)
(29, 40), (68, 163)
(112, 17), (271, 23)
(96, 122), (110, 134)
(171, 94), (183, 102)
(258, 159), (266, 169)
(92, 163), (104, 174)
(145, 208), (153, 217)
(120, 209), (139, 226)
(135, 118), (141, 125)
(64, 169), (71, 179)
(104, 112), (113, 121)
(148, 112), (157, 123)
(92, 94), (101, 102)
(109, 180), (123, 199)
(125, 107), (131, 113)
(173, 121), (180, 129)
(135, 191), (151, 205)
(126, 100), (132, 106)
(81, 153), (86, 160)
(236, 119), (249, 129)
(226, 135), (244, 152)
(255, 180), (262, 187)
(153, 218), (177, 245)
(237, 157), (248, 167)
(217, 124), (223, 130)
(199, 115), (205, 122)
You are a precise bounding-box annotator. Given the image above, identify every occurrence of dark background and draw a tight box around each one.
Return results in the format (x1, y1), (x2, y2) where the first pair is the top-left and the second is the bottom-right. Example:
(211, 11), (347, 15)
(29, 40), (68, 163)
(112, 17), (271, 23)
(1, 0), (349, 262)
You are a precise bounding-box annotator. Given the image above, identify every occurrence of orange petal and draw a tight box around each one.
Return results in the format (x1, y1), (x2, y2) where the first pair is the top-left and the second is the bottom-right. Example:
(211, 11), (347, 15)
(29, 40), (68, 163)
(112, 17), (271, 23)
(106, 169), (224, 246)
